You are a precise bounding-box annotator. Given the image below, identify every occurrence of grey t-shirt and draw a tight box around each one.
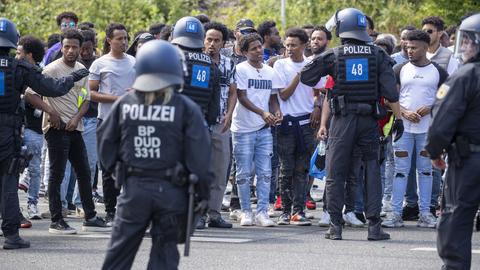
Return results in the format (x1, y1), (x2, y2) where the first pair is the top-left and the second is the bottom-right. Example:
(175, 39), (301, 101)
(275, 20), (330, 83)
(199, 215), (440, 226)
(89, 53), (136, 119)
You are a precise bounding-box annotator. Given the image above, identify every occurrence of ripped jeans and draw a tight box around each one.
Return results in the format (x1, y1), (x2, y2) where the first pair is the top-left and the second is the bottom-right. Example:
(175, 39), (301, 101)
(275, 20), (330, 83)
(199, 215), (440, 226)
(232, 128), (272, 214)
(391, 132), (432, 215)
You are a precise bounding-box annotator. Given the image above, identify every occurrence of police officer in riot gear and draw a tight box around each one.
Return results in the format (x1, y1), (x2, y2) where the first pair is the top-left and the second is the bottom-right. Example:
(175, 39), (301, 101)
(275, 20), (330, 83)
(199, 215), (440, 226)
(425, 13), (480, 270)
(171, 16), (221, 127)
(98, 40), (211, 270)
(300, 8), (404, 241)
(0, 18), (88, 249)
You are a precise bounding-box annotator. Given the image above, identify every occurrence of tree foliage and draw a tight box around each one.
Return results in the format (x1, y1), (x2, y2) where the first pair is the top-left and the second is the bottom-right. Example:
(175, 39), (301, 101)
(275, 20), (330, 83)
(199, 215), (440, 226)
(0, 0), (478, 44)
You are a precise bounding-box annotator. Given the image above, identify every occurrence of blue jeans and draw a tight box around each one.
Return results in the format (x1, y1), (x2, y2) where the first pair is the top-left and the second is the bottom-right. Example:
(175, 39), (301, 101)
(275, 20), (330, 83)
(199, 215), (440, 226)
(392, 132), (432, 215)
(232, 128), (272, 214)
(381, 136), (394, 201)
(20, 129), (44, 205)
(73, 117), (97, 207)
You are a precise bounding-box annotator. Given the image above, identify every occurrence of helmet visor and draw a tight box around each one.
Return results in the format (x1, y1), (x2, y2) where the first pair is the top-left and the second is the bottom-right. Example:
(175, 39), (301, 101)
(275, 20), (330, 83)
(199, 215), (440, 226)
(454, 30), (480, 63)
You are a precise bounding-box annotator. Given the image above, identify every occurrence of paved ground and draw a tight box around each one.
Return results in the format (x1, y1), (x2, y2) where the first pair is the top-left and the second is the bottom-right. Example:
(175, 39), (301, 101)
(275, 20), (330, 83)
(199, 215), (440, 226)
(2, 187), (480, 270)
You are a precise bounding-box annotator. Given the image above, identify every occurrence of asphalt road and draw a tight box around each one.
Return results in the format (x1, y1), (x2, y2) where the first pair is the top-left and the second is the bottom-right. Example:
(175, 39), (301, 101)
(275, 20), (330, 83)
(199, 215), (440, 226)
(2, 190), (479, 270)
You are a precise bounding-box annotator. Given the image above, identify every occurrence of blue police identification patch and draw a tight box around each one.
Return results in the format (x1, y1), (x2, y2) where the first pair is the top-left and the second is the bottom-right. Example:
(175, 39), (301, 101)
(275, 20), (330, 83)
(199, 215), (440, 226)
(191, 64), (210, 88)
(357, 15), (367, 27)
(186, 21), (199, 33)
(0, 72), (5, 96)
(346, 58), (369, 82)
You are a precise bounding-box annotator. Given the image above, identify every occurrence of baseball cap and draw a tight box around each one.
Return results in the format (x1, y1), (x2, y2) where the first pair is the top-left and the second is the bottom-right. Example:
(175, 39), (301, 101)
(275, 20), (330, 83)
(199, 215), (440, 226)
(236, 18), (256, 31)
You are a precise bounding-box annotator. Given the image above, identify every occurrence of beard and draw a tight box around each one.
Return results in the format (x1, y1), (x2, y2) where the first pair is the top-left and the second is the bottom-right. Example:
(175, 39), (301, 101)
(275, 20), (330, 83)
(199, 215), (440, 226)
(312, 44), (327, 55)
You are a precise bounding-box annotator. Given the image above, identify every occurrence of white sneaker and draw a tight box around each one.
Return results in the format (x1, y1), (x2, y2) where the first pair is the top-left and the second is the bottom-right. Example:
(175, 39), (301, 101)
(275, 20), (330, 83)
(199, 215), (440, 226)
(268, 204), (280, 218)
(229, 209), (242, 221)
(318, 210), (330, 227)
(381, 212), (404, 228)
(27, 203), (41, 220)
(240, 211), (254, 226)
(382, 200), (393, 212)
(418, 213), (437, 228)
(256, 212), (275, 227)
(305, 210), (315, 219)
(343, 211), (364, 227)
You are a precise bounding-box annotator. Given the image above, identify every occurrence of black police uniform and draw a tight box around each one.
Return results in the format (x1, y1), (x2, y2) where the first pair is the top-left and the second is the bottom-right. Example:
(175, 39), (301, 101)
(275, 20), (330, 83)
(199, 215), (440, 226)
(0, 56), (77, 238)
(181, 49), (221, 126)
(98, 92), (211, 270)
(425, 61), (480, 270)
(301, 41), (399, 234)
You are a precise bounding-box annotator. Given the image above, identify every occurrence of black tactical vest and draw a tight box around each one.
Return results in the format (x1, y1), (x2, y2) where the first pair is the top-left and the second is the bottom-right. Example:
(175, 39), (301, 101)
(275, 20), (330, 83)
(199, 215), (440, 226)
(182, 50), (215, 113)
(0, 56), (19, 114)
(332, 44), (379, 103)
(119, 93), (185, 171)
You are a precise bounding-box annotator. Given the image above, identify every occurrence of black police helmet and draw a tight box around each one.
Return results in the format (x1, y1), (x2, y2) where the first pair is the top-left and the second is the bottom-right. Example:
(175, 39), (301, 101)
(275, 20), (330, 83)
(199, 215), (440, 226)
(336, 8), (371, 42)
(455, 13), (480, 62)
(132, 40), (185, 92)
(171, 16), (205, 49)
(0, 18), (19, 49)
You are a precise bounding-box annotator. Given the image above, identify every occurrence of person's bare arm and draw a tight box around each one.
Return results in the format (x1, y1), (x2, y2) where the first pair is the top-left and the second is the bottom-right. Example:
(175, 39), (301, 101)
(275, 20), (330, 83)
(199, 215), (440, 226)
(25, 92), (63, 129)
(89, 80), (118, 103)
(237, 89), (276, 125)
(65, 100), (89, 131)
(278, 74), (300, 101)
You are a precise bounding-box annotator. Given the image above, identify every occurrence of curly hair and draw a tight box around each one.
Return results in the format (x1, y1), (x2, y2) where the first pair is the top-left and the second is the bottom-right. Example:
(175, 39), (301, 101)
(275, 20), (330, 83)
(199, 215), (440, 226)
(204, 21), (230, 44)
(239, 33), (263, 52)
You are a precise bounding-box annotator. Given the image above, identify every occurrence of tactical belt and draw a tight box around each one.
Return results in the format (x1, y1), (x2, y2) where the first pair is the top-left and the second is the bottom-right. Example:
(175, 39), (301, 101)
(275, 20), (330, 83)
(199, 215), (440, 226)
(127, 166), (173, 180)
(345, 103), (373, 115)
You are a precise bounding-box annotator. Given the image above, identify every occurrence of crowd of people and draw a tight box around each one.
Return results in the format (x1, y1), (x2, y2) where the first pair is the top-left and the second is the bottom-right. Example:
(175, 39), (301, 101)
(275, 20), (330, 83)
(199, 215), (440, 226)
(2, 9), (479, 243)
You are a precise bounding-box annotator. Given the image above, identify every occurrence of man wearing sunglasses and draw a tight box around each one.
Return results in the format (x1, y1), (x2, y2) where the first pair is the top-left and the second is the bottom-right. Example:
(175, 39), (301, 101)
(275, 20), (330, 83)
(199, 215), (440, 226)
(422, 16), (459, 75)
(41, 11), (79, 67)
(220, 19), (256, 66)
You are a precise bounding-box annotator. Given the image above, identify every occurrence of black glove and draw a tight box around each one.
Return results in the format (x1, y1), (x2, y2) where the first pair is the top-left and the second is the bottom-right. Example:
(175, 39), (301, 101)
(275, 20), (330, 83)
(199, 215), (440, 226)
(392, 119), (404, 142)
(70, 68), (89, 82)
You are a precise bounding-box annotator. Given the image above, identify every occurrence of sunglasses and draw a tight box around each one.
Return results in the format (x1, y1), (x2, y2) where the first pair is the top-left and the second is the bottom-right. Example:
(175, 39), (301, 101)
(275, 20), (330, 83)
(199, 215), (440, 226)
(61, 21), (76, 29)
(424, 29), (435, 34)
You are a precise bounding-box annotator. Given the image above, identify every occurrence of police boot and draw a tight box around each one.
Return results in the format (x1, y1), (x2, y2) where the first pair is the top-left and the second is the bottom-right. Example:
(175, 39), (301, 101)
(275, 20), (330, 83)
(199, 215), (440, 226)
(325, 222), (342, 240)
(3, 233), (30, 249)
(367, 219), (390, 241)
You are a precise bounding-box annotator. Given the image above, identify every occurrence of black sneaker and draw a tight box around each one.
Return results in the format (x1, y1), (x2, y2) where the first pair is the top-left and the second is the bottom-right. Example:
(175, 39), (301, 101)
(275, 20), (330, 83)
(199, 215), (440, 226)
(402, 205), (419, 221)
(105, 212), (115, 227)
(92, 192), (104, 204)
(82, 216), (111, 232)
(208, 217), (233, 228)
(354, 212), (367, 224)
(430, 206), (438, 218)
(277, 212), (291, 225)
(49, 219), (77, 234)
(67, 202), (76, 211)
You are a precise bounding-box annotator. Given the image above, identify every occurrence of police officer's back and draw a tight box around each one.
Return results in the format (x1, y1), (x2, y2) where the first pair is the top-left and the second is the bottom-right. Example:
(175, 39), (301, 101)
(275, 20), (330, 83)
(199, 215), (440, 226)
(171, 16), (221, 126)
(0, 18), (88, 249)
(300, 8), (404, 241)
(98, 40), (211, 270)
(425, 13), (480, 270)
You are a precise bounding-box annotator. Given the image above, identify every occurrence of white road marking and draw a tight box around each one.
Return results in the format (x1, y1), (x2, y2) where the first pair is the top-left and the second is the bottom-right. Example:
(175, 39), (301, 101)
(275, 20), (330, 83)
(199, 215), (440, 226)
(411, 247), (480, 254)
(72, 234), (252, 243)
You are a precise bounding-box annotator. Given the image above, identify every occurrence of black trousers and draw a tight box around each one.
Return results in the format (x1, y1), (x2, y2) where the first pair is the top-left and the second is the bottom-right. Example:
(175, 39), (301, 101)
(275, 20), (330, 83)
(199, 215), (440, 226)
(325, 114), (382, 225)
(277, 124), (315, 214)
(102, 177), (187, 270)
(97, 119), (120, 214)
(0, 159), (20, 237)
(45, 129), (96, 222)
(437, 152), (480, 270)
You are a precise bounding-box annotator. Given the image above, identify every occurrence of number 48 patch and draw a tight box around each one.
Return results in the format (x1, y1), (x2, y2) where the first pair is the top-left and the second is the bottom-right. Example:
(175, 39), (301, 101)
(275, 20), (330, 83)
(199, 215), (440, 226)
(346, 58), (369, 82)
(191, 64), (210, 88)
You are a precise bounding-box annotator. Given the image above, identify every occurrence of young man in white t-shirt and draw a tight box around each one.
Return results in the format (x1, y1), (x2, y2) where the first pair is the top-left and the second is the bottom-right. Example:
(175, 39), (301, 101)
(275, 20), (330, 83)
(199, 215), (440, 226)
(89, 23), (136, 226)
(272, 28), (324, 226)
(231, 33), (282, 227)
(382, 30), (448, 229)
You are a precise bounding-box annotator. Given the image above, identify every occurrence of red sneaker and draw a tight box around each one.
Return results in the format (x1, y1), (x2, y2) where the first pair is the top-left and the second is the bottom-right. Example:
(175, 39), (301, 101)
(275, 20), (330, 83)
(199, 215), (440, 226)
(20, 214), (32, 229)
(274, 196), (282, 211)
(306, 199), (316, 210)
